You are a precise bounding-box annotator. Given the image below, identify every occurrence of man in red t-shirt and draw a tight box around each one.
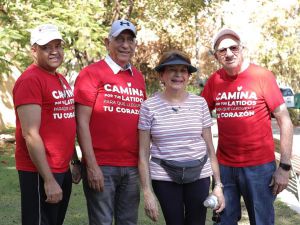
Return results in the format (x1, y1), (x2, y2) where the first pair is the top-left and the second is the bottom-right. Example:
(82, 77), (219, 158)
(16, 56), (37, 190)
(74, 19), (146, 225)
(13, 24), (79, 225)
(201, 28), (293, 225)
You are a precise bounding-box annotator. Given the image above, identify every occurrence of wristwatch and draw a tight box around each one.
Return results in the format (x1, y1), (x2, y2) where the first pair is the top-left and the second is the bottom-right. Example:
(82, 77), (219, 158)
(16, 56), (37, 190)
(215, 182), (224, 188)
(279, 162), (291, 171)
(71, 159), (81, 165)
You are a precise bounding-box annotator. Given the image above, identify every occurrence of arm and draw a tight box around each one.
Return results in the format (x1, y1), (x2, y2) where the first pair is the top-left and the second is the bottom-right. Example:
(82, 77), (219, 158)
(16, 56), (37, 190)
(17, 104), (62, 204)
(271, 103), (293, 195)
(138, 130), (159, 221)
(75, 103), (104, 192)
(202, 127), (225, 212)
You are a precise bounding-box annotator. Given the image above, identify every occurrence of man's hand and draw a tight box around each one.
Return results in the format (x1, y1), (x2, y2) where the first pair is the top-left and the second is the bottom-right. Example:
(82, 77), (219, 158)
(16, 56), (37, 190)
(86, 164), (104, 192)
(71, 164), (82, 184)
(44, 178), (63, 204)
(270, 167), (290, 195)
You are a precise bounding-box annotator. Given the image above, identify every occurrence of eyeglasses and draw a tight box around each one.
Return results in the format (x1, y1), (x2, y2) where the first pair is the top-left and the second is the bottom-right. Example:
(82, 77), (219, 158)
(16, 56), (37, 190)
(216, 45), (241, 56)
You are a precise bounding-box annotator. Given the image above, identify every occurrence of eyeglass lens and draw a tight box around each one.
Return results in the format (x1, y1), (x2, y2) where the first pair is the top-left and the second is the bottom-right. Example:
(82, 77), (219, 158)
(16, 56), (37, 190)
(217, 45), (240, 55)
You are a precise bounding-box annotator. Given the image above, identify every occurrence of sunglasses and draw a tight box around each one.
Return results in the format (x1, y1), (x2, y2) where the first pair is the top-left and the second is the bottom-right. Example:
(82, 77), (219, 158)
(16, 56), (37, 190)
(216, 45), (241, 56)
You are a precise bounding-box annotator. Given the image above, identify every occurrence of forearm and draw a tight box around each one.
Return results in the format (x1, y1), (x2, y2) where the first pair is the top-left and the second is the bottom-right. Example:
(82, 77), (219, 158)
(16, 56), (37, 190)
(138, 130), (153, 194)
(273, 105), (293, 163)
(77, 123), (98, 167)
(202, 127), (222, 183)
(139, 157), (152, 193)
(24, 132), (55, 182)
(279, 118), (293, 163)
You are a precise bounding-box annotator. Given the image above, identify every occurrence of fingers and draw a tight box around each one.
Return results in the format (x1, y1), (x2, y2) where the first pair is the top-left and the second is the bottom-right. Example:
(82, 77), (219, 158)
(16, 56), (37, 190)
(71, 165), (82, 184)
(44, 180), (63, 204)
(271, 168), (289, 195)
(272, 183), (287, 195)
(215, 201), (225, 213)
(87, 166), (104, 192)
(45, 188), (63, 203)
(145, 205), (159, 221)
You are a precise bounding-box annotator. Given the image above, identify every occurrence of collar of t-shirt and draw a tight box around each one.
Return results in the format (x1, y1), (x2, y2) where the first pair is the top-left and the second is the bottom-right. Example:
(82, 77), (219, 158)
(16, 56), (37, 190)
(104, 55), (133, 76)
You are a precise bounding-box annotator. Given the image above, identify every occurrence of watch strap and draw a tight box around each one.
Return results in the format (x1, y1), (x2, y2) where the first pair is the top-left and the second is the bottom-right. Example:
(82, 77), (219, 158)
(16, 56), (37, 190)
(279, 162), (291, 171)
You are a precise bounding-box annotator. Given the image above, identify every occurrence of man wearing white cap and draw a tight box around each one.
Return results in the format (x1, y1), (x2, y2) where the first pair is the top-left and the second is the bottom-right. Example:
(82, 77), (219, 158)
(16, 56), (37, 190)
(201, 28), (293, 225)
(74, 19), (146, 225)
(13, 24), (79, 225)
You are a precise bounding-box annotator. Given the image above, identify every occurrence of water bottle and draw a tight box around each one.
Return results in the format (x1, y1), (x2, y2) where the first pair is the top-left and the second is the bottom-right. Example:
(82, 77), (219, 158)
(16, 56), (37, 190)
(203, 194), (218, 209)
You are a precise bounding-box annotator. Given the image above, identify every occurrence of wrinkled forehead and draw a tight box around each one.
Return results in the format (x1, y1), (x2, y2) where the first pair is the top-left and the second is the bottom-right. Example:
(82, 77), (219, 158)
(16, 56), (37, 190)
(215, 34), (240, 50)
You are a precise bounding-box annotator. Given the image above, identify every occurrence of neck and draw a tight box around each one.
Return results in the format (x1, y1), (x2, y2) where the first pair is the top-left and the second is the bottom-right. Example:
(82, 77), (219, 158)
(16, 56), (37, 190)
(225, 60), (250, 76)
(34, 63), (56, 75)
(162, 89), (188, 104)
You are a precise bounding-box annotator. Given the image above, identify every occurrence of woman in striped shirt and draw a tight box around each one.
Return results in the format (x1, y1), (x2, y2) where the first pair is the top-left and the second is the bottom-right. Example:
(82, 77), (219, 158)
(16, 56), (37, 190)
(138, 50), (225, 225)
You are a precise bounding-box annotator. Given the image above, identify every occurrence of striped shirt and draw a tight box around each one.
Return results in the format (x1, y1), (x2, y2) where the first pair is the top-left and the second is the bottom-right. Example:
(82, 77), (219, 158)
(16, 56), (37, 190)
(138, 92), (213, 181)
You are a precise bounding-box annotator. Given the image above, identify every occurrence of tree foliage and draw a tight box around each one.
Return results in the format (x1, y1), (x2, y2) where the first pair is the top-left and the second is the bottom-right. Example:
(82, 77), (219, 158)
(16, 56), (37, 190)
(0, 0), (299, 93)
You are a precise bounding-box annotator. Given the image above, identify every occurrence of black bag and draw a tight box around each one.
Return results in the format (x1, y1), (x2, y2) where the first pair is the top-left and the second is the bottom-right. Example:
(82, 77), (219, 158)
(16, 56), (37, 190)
(151, 155), (208, 184)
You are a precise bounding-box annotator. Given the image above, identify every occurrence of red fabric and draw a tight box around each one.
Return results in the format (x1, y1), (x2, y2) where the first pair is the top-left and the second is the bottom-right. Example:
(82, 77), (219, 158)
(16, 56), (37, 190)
(201, 64), (284, 167)
(74, 60), (146, 166)
(13, 64), (76, 173)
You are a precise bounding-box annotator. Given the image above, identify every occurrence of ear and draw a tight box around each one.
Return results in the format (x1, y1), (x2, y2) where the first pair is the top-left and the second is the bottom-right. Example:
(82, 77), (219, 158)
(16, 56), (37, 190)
(104, 38), (110, 51)
(31, 45), (38, 60)
(214, 52), (218, 60)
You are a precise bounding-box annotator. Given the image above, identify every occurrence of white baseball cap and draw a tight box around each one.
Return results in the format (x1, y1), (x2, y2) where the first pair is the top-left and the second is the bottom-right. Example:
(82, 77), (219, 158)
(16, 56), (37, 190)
(30, 24), (63, 46)
(109, 19), (136, 38)
(212, 28), (241, 50)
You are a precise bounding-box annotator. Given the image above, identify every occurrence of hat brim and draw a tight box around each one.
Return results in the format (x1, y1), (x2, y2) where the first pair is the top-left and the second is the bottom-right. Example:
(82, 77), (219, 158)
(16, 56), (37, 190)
(154, 58), (197, 74)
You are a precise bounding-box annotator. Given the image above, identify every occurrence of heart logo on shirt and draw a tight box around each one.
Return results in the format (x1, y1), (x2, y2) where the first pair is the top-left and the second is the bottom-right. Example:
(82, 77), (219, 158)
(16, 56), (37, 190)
(237, 86), (243, 91)
(127, 82), (132, 87)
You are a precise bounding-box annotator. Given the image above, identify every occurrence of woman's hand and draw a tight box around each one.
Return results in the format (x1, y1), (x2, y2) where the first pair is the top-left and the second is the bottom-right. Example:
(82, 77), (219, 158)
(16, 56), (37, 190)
(143, 190), (159, 222)
(212, 185), (225, 213)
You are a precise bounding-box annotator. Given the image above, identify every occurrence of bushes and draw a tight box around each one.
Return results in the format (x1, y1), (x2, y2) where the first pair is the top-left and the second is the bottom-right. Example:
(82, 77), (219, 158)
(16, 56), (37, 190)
(288, 108), (300, 126)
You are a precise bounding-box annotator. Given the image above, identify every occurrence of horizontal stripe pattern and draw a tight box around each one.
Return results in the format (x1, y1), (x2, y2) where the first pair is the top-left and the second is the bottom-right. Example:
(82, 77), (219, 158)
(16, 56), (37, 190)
(138, 92), (213, 181)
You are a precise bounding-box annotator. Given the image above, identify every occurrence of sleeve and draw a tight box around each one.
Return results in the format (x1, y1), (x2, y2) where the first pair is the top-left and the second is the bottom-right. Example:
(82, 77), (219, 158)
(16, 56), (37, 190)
(138, 101), (152, 130)
(261, 71), (285, 112)
(201, 77), (215, 112)
(13, 77), (43, 108)
(74, 68), (99, 107)
(201, 98), (213, 128)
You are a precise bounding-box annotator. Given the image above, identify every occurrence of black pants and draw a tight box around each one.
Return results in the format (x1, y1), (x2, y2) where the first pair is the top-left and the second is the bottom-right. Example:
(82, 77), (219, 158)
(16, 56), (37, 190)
(152, 177), (210, 225)
(18, 170), (72, 225)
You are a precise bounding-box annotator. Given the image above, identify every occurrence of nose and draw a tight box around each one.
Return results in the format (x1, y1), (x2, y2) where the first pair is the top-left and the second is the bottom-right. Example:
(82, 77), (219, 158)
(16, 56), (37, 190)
(225, 47), (234, 56)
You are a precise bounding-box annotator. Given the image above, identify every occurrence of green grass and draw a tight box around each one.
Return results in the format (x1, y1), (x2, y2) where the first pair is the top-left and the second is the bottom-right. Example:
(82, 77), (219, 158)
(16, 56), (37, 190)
(1, 142), (300, 225)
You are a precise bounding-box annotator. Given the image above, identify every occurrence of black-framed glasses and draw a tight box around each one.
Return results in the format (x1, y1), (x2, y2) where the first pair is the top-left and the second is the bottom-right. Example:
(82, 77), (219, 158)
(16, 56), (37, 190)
(216, 45), (241, 56)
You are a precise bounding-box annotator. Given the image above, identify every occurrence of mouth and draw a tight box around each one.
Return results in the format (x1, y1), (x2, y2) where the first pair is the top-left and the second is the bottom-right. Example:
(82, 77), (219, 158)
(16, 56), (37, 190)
(119, 50), (131, 55)
(171, 79), (184, 84)
(49, 56), (61, 62)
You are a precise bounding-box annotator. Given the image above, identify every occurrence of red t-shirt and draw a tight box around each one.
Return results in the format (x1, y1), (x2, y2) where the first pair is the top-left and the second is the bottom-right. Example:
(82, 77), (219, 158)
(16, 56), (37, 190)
(74, 60), (146, 166)
(13, 64), (76, 173)
(201, 64), (284, 167)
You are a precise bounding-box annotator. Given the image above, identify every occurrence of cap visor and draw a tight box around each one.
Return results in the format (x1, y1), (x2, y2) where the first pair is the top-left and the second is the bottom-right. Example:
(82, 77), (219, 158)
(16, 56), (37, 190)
(111, 28), (136, 37)
(35, 33), (63, 45)
(155, 59), (197, 73)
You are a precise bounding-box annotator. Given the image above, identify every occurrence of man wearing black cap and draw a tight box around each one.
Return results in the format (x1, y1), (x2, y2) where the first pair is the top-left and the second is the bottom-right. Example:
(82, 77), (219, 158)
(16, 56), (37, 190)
(201, 28), (293, 225)
(74, 19), (146, 225)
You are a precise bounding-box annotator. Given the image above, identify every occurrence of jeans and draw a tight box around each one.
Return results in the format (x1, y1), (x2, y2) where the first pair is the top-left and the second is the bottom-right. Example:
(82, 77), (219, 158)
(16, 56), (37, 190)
(82, 166), (140, 225)
(219, 161), (276, 225)
(152, 177), (210, 225)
